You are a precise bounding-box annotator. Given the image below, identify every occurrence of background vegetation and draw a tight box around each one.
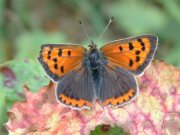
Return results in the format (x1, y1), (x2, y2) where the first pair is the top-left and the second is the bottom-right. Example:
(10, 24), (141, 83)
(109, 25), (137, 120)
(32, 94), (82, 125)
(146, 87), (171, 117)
(0, 0), (180, 134)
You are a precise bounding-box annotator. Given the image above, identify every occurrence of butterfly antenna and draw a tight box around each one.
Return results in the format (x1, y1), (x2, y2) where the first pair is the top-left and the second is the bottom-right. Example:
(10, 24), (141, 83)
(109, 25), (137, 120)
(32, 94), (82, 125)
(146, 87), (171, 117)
(79, 21), (92, 43)
(98, 17), (114, 41)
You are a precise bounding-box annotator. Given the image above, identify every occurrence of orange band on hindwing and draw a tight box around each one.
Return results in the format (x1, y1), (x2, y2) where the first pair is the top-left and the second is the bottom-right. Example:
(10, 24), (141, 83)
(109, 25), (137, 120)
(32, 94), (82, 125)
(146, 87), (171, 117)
(59, 94), (92, 108)
(103, 89), (135, 106)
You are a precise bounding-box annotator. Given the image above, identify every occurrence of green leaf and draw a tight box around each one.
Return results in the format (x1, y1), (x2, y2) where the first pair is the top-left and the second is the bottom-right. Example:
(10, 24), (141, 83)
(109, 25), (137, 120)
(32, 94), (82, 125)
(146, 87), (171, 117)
(0, 59), (49, 102)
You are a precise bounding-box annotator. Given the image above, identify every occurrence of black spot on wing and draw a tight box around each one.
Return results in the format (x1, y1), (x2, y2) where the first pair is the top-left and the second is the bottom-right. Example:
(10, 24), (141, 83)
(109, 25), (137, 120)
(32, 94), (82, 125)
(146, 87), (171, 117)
(47, 56), (51, 59)
(137, 38), (142, 42)
(129, 59), (133, 67)
(137, 38), (146, 51)
(61, 66), (64, 73)
(140, 42), (145, 47)
(68, 50), (71, 56)
(135, 50), (141, 55)
(119, 46), (123, 51)
(136, 56), (140, 62)
(142, 47), (145, 51)
(54, 64), (58, 69)
(47, 50), (51, 59)
(58, 49), (62, 57)
(53, 58), (57, 62)
(129, 43), (134, 50)
(48, 51), (51, 55)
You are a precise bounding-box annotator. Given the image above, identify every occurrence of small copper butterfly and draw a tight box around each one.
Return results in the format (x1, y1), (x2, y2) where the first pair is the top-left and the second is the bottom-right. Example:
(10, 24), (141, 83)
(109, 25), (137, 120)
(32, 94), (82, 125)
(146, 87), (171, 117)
(38, 21), (158, 110)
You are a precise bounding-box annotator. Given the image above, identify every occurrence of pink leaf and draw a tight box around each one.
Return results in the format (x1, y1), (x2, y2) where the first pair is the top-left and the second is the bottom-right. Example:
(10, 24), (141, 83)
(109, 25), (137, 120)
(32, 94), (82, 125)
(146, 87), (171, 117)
(6, 61), (180, 135)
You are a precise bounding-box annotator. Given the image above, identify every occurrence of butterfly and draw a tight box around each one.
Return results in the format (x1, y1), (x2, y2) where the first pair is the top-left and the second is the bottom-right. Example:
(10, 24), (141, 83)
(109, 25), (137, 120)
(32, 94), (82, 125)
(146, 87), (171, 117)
(38, 35), (158, 110)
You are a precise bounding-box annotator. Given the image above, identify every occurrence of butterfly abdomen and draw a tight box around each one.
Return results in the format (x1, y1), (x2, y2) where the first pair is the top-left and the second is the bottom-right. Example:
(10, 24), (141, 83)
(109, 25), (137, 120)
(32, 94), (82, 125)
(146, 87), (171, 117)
(91, 69), (102, 97)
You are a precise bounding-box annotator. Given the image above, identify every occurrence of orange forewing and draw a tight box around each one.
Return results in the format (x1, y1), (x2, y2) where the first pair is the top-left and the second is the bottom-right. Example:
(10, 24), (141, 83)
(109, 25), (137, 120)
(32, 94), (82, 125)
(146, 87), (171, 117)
(100, 35), (157, 74)
(39, 44), (86, 81)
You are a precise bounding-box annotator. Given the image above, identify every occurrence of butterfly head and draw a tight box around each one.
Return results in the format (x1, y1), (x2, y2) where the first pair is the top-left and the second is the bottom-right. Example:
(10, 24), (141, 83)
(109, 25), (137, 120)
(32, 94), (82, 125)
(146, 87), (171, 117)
(88, 40), (97, 52)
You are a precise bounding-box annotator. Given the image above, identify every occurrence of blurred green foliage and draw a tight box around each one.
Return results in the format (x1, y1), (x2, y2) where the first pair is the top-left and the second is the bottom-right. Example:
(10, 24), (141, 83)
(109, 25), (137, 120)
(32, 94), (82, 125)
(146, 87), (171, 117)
(0, 0), (180, 134)
(0, 0), (180, 66)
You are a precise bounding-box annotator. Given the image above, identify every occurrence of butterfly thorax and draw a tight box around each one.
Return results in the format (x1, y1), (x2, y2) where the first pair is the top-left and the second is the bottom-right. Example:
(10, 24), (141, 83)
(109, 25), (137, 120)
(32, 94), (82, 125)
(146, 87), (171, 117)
(89, 51), (99, 70)
(88, 42), (106, 70)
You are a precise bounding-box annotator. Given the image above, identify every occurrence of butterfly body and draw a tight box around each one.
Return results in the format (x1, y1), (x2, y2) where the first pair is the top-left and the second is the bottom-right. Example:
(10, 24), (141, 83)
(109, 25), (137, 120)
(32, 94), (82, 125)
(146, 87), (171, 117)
(38, 35), (158, 109)
(84, 43), (107, 97)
